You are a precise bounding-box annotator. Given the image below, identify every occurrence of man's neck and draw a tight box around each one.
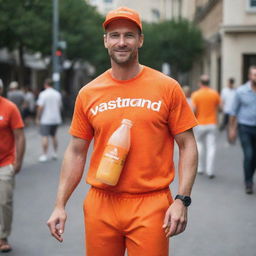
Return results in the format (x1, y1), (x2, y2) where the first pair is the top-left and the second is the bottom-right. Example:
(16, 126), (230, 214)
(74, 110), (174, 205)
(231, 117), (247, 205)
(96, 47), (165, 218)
(251, 81), (256, 92)
(200, 85), (209, 89)
(110, 61), (142, 81)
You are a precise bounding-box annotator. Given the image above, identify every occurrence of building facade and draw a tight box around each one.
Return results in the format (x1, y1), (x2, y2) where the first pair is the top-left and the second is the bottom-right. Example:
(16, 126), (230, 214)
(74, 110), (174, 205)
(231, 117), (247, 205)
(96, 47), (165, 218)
(222, 0), (256, 87)
(179, 0), (256, 90)
(87, 0), (173, 22)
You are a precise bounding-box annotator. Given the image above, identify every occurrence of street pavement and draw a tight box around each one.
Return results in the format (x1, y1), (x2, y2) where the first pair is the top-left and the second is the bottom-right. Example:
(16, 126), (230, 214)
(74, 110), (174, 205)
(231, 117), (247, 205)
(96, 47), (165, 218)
(6, 123), (256, 256)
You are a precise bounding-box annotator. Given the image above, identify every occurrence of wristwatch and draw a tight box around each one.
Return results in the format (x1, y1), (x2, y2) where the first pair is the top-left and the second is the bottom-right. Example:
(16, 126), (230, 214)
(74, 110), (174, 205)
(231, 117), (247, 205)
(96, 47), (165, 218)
(175, 195), (192, 207)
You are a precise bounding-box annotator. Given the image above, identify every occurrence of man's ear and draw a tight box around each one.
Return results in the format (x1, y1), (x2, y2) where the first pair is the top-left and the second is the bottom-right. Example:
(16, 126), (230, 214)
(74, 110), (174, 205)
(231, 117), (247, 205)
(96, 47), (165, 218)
(138, 33), (144, 48)
(103, 34), (108, 49)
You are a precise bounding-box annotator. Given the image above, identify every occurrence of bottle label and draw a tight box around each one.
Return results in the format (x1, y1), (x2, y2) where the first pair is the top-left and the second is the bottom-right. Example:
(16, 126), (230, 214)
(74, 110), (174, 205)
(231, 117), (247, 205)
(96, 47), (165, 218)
(96, 145), (128, 185)
(103, 145), (128, 164)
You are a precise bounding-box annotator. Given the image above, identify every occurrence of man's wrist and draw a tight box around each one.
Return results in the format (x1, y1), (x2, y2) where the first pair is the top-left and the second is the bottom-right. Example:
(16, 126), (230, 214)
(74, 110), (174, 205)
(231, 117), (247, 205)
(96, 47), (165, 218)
(175, 195), (192, 207)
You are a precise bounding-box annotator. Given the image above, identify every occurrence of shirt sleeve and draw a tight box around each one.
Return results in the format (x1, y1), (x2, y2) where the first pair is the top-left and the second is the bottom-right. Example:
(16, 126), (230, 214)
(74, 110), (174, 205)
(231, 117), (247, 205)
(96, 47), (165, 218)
(69, 93), (94, 141)
(168, 83), (198, 136)
(36, 93), (44, 107)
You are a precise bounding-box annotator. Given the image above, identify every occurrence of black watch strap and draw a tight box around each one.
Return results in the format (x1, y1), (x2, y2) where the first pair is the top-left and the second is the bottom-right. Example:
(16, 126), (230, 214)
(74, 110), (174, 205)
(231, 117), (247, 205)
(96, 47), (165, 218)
(175, 195), (192, 207)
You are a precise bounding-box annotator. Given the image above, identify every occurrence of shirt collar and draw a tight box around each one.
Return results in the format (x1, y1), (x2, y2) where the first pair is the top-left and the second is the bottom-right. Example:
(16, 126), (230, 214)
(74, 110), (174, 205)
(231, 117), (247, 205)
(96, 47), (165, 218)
(244, 81), (253, 92)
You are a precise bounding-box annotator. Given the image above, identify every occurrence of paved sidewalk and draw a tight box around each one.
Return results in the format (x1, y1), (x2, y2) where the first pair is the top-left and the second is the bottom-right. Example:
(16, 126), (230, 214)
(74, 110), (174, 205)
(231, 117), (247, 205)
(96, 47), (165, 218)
(5, 124), (256, 256)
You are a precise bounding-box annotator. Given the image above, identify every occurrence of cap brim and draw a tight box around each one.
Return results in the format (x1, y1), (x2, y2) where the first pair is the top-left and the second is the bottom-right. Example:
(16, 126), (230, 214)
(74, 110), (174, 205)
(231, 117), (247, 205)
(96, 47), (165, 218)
(103, 16), (142, 31)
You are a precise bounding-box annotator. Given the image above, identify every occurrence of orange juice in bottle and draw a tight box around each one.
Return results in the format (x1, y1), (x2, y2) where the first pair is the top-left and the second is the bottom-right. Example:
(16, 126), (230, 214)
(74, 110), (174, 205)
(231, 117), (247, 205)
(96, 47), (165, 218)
(96, 119), (133, 186)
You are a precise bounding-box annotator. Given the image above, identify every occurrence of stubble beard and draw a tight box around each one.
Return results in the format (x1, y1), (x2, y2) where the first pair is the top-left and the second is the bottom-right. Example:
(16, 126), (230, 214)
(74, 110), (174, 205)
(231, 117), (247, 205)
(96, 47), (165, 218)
(109, 48), (137, 66)
(251, 78), (256, 86)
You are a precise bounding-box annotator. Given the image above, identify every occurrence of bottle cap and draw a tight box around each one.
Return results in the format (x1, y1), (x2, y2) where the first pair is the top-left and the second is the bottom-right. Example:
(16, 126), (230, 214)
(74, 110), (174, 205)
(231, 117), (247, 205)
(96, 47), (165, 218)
(122, 119), (133, 127)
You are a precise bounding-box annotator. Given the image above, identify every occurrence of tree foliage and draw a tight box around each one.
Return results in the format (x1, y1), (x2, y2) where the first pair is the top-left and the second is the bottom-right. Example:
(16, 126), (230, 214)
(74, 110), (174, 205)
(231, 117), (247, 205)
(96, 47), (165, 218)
(0, 0), (108, 80)
(0, 1), (203, 81)
(140, 19), (203, 75)
(59, 0), (107, 71)
(0, 0), (52, 54)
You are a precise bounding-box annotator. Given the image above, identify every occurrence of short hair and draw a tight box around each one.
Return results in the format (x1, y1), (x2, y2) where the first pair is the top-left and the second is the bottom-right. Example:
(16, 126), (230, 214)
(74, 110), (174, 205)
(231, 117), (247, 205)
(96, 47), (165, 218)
(9, 81), (19, 89)
(228, 78), (235, 84)
(182, 86), (191, 95)
(200, 74), (210, 86)
(44, 78), (53, 87)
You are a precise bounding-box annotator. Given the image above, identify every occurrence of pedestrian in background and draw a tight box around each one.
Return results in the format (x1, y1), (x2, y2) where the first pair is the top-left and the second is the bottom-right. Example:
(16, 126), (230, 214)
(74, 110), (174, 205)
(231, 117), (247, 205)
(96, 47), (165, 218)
(0, 79), (25, 252)
(182, 85), (193, 109)
(191, 74), (220, 178)
(23, 87), (36, 126)
(7, 81), (25, 114)
(36, 78), (62, 162)
(47, 7), (198, 256)
(229, 66), (256, 194)
(219, 78), (236, 131)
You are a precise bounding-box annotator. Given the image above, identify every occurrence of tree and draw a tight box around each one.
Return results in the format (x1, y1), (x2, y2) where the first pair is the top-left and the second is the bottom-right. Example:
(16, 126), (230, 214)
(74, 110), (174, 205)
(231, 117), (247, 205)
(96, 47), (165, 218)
(0, 0), (108, 86)
(0, 0), (52, 86)
(140, 19), (203, 78)
(58, 0), (108, 76)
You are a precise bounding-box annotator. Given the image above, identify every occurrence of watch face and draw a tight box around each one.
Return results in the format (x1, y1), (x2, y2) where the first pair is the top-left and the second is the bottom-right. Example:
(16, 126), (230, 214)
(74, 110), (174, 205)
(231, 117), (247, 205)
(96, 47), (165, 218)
(184, 196), (191, 206)
(175, 195), (191, 206)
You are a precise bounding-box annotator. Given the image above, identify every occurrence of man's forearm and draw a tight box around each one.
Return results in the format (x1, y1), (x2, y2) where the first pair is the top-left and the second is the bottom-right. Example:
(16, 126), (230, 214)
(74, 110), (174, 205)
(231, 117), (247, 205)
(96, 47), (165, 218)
(229, 115), (237, 130)
(14, 129), (26, 172)
(36, 106), (43, 122)
(176, 131), (198, 196)
(178, 146), (197, 195)
(55, 140), (89, 209)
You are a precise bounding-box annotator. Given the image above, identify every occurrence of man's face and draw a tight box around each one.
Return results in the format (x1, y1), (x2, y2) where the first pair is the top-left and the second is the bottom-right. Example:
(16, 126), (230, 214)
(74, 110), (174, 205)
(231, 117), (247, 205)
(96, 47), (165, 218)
(104, 19), (144, 65)
(228, 82), (234, 88)
(249, 68), (256, 85)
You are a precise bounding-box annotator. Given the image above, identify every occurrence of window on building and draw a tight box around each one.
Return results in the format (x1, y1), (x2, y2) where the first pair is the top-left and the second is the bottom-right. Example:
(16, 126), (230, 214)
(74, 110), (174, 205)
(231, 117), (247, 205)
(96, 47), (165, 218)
(151, 9), (160, 22)
(247, 0), (256, 11)
(250, 0), (256, 7)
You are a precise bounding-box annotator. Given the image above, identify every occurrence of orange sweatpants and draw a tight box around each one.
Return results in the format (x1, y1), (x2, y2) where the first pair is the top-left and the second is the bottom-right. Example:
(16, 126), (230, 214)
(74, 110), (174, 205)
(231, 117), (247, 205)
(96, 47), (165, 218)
(83, 187), (173, 256)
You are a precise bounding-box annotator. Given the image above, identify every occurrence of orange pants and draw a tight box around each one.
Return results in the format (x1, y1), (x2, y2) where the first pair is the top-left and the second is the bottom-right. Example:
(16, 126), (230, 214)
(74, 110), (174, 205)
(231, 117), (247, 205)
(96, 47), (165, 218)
(83, 187), (173, 256)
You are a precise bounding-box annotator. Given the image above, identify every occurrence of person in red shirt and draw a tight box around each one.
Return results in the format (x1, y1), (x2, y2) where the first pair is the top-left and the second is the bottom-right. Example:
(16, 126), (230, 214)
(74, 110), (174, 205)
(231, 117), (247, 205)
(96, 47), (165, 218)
(0, 79), (25, 252)
(47, 7), (198, 256)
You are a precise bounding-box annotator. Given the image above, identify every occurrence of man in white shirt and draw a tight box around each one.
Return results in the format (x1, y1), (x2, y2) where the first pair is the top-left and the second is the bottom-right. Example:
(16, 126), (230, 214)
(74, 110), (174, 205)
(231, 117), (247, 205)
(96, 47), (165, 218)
(36, 79), (62, 162)
(220, 78), (236, 131)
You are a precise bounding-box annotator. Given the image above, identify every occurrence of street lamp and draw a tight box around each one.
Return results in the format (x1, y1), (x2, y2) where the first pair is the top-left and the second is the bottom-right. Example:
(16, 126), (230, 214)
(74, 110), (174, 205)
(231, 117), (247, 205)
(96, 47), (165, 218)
(52, 0), (60, 91)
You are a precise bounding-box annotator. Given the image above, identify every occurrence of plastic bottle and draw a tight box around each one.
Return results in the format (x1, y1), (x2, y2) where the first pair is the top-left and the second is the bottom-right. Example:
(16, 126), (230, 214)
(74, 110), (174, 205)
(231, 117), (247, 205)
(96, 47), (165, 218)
(96, 119), (133, 186)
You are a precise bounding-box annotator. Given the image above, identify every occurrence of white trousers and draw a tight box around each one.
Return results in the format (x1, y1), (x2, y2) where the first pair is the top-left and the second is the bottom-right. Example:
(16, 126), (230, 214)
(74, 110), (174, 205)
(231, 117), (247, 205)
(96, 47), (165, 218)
(195, 124), (217, 176)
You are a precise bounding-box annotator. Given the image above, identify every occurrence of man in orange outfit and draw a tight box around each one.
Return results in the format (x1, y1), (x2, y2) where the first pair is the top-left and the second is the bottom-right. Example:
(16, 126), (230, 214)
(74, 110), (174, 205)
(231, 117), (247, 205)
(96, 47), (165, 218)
(47, 7), (198, 256)
(191, 75), (220, 178)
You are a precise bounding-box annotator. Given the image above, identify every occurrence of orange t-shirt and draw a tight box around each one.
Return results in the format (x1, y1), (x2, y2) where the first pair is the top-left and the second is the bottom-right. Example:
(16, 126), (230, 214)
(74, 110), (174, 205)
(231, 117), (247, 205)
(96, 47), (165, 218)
(191, 87), (220, 125)
(0, 96), (24, 167)
(70, 66), (198, 193)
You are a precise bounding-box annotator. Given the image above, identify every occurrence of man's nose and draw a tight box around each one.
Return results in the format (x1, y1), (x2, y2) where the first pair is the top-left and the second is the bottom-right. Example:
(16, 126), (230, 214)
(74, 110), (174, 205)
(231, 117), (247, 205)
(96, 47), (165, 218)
(118, 35), (126, 46)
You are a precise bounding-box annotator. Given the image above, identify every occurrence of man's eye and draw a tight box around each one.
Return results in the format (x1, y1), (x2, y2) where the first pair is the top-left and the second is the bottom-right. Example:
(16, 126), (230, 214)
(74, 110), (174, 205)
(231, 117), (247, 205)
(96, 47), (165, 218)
(110, 34), (119, 38)
(126, 34), (134, 38)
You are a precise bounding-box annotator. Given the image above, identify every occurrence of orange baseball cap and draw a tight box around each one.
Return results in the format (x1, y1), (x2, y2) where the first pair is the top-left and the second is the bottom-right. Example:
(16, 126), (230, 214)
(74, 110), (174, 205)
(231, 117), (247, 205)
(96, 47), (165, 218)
(103, 7), (142, 31)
